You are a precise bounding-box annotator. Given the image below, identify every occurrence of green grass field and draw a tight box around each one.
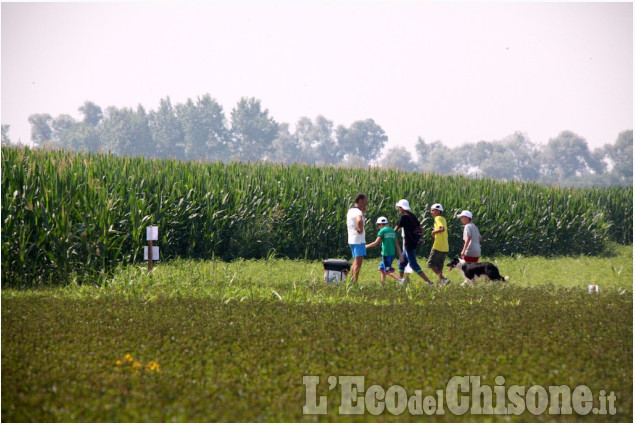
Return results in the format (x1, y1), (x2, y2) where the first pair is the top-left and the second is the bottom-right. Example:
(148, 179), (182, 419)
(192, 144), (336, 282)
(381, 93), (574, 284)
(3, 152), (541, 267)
(2, 246), (632, 422)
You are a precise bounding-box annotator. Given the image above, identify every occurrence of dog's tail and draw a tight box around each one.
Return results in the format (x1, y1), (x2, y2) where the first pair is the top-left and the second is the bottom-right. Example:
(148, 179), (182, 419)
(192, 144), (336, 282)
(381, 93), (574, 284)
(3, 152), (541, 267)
(504, 276), (509, 281)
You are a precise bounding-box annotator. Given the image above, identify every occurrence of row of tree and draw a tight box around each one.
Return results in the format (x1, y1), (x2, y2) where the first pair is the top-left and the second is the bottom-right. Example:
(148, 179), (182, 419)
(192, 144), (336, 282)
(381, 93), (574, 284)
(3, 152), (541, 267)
(390, 130), (632, 187)
(12, 96), (387, 166)
(2, 94), (632, 187)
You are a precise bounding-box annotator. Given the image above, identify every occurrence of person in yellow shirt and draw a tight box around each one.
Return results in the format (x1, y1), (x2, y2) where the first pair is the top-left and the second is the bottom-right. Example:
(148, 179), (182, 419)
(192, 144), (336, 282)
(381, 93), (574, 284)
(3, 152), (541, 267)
(428, 203), (451, 284)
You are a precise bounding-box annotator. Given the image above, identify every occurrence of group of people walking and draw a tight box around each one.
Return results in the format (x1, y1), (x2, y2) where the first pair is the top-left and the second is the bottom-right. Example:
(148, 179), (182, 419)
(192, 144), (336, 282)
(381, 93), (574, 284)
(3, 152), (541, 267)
(346, 193), (482, 284)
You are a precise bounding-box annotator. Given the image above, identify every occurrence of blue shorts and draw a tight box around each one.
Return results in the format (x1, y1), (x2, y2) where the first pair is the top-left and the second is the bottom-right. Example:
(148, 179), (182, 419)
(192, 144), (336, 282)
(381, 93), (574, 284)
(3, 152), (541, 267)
(349, 243), (366, 258)
(379, 256), (395, 273)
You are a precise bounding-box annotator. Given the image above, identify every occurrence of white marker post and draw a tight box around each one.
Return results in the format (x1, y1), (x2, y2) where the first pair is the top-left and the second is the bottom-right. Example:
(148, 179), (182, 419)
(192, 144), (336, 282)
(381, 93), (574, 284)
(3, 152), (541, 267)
(145, 226), (159, 270)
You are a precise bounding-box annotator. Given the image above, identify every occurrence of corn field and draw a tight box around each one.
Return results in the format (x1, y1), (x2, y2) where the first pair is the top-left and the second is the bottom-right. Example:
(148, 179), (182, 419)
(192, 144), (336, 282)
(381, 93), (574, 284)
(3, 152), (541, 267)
(2, 146), (632, 287)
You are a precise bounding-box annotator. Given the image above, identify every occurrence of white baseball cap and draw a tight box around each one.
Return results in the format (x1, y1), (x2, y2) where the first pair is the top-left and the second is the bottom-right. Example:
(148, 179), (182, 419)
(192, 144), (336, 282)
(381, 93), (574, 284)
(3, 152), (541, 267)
(376, 216), (388, 224)
(431, 203), (444, 212)
(457, 210), (473, 219)
(395, 199), (411, 211)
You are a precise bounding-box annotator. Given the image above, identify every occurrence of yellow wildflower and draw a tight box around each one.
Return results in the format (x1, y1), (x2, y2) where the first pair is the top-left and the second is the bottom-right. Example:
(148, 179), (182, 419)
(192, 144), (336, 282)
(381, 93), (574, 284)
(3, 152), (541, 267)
(123, 354), (134, 363)
(145, 361), (160, 372)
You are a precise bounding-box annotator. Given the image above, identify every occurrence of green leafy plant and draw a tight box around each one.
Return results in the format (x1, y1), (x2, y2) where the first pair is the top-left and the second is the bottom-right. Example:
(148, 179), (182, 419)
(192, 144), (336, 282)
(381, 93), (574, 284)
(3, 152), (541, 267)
(2, 146), (631, 287)
(2, 250), (632, 422)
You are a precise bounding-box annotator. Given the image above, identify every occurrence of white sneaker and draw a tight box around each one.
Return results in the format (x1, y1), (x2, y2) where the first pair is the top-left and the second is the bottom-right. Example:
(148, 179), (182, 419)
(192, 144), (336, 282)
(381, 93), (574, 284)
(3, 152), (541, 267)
(440, 278), (451, 284)
(398, 278), (405, 285)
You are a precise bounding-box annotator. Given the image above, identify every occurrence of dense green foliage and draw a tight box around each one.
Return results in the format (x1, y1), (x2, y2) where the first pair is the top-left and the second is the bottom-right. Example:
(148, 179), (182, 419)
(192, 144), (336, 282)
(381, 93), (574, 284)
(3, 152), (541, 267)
(11, 97), (631, 186)
(2, 146), (632, 287)
(412, 130), (633, 187)
(581, 186), (634, 245)
(2, 249), (632, 422)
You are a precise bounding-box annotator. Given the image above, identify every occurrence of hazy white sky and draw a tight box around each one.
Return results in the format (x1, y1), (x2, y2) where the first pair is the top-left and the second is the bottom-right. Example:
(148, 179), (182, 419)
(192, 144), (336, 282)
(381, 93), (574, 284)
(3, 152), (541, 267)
(1, 1), (633, 153)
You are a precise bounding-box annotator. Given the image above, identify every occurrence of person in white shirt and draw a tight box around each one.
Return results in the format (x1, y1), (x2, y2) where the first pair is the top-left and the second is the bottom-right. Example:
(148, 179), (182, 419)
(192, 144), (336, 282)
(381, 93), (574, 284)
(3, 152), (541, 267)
(346, 193), (368, 283)
(457, 210), (482, 262)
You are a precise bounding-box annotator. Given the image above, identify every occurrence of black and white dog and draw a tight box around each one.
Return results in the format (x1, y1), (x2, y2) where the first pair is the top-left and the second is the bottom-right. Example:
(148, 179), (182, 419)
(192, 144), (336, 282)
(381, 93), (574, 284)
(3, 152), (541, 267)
(447, 258), (509, 286)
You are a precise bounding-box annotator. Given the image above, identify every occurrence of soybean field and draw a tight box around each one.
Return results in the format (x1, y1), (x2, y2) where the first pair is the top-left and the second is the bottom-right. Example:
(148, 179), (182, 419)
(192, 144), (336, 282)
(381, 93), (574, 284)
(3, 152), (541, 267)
(2, 249), (633, 422)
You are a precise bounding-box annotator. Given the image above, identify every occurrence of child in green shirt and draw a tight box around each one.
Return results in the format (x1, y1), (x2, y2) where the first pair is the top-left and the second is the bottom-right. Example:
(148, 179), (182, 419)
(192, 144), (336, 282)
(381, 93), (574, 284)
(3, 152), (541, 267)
(366, 216), (404, 283)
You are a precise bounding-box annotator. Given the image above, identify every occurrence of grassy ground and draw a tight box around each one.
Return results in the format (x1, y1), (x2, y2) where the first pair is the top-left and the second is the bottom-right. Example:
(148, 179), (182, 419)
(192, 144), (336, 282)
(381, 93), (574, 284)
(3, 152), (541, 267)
(2, 245), (632, 422)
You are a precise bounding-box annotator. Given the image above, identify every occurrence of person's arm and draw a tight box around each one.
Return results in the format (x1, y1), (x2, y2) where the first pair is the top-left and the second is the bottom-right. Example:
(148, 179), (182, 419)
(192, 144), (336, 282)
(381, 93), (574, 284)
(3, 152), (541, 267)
(431, 225), (445, 237)
(394, 236), (403, 259)
(366, 236), (382, 249)
(394, 215), (403, 233)
(356, 215), (364, 234)
(461, 236), (472, 257)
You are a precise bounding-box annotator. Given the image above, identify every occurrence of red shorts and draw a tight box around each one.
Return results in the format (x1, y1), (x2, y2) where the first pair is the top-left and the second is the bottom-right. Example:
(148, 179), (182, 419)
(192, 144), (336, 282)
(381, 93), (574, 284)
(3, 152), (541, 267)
(462, 255), (479, 263)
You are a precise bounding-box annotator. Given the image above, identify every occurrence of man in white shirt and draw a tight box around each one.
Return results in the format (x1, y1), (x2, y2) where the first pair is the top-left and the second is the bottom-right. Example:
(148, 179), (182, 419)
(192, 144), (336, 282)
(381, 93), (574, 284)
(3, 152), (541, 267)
(347, 193), (368, 283)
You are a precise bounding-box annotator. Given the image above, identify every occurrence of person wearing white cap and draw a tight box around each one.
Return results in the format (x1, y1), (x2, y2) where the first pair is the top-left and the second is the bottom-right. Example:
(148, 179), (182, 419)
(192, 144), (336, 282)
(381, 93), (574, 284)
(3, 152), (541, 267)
(429, 203), (451, 284)
(365, 216), (403, 283)
(394, 199), (433, 285)
(457, 210), (482, 263)
(347, 193), (368, 283)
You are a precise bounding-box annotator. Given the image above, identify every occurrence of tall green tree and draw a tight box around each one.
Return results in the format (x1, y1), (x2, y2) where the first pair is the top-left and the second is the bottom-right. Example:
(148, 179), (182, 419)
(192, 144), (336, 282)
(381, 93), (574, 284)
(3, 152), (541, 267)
(538, 131), (602, 183)
(51, 114), (76, 141)
(380, 146), (418, 171)
(100, 105), (153, 156)
(130, 105), (154, 157)
(294, 116), (338, 164)
(56, 122), (101, 153)
(503, 133), (540, 181)
(415, 137), (455, 174)
(599, 130), (633, 186)
(78, 101), (103, 126)
(177, 94), (229, 161)
(476, 133), (540, 181)
(269, 123), (300, 164)
(148, 97), (184, 159)
(28, 113), (53, 145)
(230, 97), (278, 162)
(336, 119), (387, 164)
(1, 124), (11, 145)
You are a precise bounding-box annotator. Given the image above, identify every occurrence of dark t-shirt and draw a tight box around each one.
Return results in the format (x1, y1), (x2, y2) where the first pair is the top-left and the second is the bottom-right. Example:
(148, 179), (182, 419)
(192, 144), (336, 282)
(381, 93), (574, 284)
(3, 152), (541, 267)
(396, 211), (420, 250)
